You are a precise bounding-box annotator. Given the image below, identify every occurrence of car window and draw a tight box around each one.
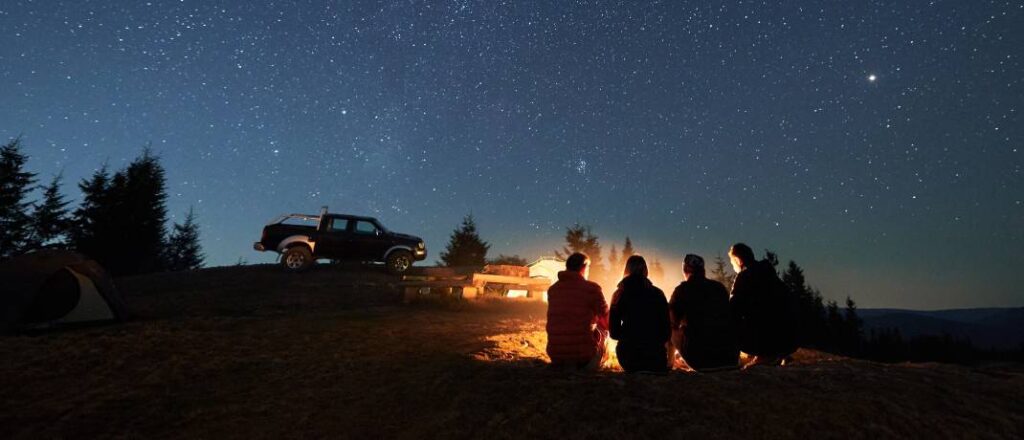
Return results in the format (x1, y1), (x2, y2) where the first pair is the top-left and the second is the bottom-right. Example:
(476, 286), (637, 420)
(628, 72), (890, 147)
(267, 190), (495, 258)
(354, 220), (377, 235)
(281, 216), (318, 227)
(329, 218), (350, 232)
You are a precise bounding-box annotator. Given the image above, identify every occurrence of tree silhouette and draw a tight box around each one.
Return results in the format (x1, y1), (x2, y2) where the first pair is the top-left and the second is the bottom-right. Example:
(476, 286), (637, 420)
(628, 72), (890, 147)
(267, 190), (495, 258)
(0, 138), (36, 259)
(166, 206), (205, 271)
(621, 236), (634, 261)
(30, 173), (72, 249)
(72, 150), (169, 275)
(763, 249), (780, 274)
(439, 215), (489, 269)
(842, 296), (863, 355)
(117, 149), (169, 275)
(70, 165), (113, 264)
(710, 254), (735, 288)
(783, 260), (827, 348)
(554, 223), (604, 281)
(487, 254), (528, 266)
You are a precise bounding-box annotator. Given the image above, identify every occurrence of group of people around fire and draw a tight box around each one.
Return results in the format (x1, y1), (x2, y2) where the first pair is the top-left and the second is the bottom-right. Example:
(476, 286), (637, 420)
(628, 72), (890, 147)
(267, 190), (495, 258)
(545, 243), (798, 372)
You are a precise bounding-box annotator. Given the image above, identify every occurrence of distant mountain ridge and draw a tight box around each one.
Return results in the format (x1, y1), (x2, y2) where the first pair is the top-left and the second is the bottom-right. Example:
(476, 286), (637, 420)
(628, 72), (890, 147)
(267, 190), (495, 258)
(859, 307), (1024, 350)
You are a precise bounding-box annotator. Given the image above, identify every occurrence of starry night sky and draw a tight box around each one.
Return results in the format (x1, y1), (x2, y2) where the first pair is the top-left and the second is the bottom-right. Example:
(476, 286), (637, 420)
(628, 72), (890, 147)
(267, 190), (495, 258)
(2, 1), (1021, 309)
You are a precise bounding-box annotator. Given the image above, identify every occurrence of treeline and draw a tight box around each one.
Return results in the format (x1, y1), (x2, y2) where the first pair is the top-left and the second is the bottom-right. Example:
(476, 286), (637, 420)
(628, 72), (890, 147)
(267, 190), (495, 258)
(0, 137), (204, 275)
(437, 216), (1021, 364)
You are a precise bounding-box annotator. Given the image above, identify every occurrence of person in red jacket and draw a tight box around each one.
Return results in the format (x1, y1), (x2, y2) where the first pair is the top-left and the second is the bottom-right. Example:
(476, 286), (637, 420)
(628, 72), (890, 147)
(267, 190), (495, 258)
(546, 252), (610, 370)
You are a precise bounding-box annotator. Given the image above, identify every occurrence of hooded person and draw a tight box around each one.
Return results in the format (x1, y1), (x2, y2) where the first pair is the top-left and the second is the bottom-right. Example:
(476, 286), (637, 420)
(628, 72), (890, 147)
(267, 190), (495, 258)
(609, 255), (671, 373)
(728, 243), (799, 367)
(669, 254), (739, 371)
(545, 252), (610, 370)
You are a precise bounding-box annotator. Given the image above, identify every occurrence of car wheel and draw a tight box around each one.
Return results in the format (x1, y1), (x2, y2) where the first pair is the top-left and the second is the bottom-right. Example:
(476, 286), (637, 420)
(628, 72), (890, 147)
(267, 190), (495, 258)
(386, 250), (413, 274)
(282, 246), (314, 272)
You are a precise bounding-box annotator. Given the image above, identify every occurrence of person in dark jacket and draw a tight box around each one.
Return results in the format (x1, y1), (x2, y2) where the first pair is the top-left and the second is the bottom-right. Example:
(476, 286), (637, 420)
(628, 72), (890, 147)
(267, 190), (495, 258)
(728, 243), (798, 367)
(546, 252), (609, 370)
(669, 254), (739, 371)
(609, 255), (671, 373)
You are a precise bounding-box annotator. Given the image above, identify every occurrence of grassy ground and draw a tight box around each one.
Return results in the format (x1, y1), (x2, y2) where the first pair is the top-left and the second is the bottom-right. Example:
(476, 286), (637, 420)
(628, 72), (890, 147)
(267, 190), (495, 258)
(1, 265), (1022, 438)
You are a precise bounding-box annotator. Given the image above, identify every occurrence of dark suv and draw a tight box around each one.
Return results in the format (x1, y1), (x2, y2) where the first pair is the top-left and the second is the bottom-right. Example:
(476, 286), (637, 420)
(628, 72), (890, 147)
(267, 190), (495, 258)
(253, 207), (426, 273)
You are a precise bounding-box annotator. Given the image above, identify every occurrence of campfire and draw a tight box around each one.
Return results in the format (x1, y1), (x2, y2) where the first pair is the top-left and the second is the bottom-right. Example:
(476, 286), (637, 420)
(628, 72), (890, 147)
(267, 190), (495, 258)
(473, 320), (693, 372)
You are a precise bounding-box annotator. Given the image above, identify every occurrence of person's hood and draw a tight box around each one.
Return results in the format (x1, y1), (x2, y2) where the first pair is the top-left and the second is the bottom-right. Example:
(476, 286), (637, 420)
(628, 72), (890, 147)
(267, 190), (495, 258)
(617, 274), (653, 289)
(557, 270), (585, 282)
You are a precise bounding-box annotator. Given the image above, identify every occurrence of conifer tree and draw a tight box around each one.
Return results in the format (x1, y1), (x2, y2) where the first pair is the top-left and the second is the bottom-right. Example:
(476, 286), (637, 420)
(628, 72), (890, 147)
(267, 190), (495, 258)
(784, 260), (827, 348)
(0, 138), (36, 259)
(621, 236), (634, 261)
(111, 149), (169, 275)
(554, 223), (604, 281)
(30, 173), (72, 249)
(825, 299), (844, 353)
(439, 215), (489, 269)
(710, 254), (735, 289)
(71, 165), (113, 263)
(763, 249), (780, 273)
(843, 296), (863, 355)
(166, 206), (205, 271)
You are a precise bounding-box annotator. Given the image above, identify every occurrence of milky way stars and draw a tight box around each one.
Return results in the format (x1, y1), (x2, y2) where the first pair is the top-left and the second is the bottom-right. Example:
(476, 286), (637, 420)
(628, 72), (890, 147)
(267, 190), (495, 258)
(1, 1), (1021, 308)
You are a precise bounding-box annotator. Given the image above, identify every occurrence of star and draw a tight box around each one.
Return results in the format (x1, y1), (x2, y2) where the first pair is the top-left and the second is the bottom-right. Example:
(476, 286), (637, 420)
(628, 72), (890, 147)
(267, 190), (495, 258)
(867, 74), (878, 82)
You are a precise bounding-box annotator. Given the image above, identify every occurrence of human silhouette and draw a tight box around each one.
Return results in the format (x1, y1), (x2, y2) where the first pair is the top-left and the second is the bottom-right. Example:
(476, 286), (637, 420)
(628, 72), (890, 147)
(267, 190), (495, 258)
(670, 254), (739, 371)
(728, 243), (798, 367)
(609, 255), (671, 373)
(545, 252), (609, 370)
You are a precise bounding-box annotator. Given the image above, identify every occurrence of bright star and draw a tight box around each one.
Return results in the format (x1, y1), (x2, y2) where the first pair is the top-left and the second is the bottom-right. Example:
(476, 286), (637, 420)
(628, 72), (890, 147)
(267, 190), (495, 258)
(867, 74), (877, 82)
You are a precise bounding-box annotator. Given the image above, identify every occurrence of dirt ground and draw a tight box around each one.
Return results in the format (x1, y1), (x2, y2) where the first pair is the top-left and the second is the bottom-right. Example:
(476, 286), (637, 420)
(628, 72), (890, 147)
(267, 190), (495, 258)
(1, 265), (1022, 438)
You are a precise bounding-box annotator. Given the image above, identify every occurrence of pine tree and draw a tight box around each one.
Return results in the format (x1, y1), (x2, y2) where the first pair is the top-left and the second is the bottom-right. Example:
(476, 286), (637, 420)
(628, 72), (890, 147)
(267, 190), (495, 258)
(439, 215), (490, 269)
(710, 254), (735, 289)
(763, 249), (780, 274)
(825, 299), (844, 353)
(166, 206), (205, 271)
(79, 150), (170, 276)
(71, 165), (113, 263)
(554, 223), (604, 281)
(0, 138), (36, 259)
(113, 149), (169, 275)
(843, 296), (863, 355)
(30, 173), (72, 249)
(621, 236), (634, 261)
(784, 260), (826, 348)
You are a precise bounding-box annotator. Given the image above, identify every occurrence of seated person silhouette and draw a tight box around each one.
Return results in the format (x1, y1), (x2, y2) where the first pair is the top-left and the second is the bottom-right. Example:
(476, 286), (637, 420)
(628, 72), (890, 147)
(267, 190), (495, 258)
(728, 243), (798, 367)
(670, 254), (739, 371)
(545, 252), (609, 370)
(609, 255), (671, 373)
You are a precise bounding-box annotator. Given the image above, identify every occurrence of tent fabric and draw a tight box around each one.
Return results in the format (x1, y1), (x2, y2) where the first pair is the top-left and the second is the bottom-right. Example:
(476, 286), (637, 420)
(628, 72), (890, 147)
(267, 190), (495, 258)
(0, 250), (127, 333)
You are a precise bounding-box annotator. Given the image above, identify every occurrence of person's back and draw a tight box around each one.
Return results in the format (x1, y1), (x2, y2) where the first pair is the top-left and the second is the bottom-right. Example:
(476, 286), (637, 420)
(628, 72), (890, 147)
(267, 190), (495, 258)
(546, 254), (609, 369)
(670, 275), (738, 370)
(609, 256), (670, 373)
(730, 257), (798, 360)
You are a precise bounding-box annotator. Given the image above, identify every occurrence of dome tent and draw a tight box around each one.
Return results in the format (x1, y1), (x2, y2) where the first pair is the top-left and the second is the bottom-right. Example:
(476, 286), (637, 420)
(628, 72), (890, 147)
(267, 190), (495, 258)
(0, 250), (127, 333)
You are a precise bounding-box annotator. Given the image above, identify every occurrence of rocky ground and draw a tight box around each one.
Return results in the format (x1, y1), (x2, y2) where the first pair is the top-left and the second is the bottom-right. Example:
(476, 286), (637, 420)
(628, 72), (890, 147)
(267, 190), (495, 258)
(1, 265), (1022, 438)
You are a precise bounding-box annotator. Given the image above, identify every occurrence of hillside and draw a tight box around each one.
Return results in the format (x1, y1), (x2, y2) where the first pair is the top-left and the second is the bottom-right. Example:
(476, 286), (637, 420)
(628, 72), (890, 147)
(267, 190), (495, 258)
(860, 308), (1024, 350)
(1, 265), (1022, 438)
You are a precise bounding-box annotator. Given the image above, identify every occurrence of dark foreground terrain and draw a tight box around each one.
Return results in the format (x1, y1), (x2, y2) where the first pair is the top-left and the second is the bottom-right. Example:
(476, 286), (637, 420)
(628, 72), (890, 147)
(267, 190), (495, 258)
(2, 265), (1022, 438)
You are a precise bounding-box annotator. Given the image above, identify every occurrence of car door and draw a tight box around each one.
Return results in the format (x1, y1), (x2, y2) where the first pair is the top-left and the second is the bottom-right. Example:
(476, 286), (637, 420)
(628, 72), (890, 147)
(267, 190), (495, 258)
(316, 217), (353, 259)
(349, 220), (389, 261)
